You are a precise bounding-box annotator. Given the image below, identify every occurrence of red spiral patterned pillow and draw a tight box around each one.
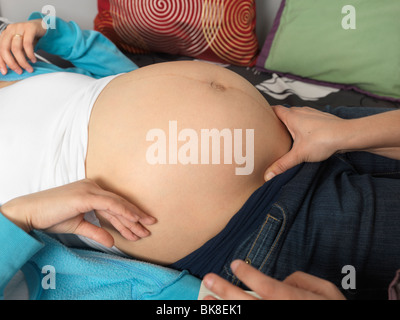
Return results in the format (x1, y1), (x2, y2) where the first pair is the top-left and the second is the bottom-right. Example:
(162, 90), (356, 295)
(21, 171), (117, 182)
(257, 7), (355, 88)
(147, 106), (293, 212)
(94, 0), (259, 66)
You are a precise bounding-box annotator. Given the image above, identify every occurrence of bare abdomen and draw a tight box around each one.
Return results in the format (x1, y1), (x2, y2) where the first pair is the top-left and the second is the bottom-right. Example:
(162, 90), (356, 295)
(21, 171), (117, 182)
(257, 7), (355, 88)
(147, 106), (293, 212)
(85, 61), (291, 264)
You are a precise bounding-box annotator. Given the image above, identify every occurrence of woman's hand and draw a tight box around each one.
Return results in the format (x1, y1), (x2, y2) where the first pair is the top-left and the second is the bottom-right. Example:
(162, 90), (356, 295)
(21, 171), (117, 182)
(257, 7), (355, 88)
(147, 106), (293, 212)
(0, 19), (46, 75)
(264, 105), (346, 181)
(0, 179), (157, 248)
(203, 260), (346, 300)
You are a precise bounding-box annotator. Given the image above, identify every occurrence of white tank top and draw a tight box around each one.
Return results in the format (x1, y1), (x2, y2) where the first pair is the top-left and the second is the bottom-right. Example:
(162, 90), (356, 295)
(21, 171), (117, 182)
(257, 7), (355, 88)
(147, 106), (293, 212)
(0, 72), (117, 204)
(1, 72), (129, 299)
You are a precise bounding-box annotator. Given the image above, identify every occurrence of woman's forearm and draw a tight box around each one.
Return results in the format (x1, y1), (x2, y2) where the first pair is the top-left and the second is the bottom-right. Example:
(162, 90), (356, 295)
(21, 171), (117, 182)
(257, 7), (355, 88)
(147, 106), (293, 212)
(265, 106), (400, 180)
(338, 109), (400, 160)
(28, 12), (137, 78)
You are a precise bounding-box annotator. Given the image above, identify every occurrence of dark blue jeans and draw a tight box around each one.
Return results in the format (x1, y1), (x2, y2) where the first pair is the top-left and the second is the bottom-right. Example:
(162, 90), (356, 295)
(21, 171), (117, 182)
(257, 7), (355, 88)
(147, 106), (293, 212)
(220, 106), (400, 300)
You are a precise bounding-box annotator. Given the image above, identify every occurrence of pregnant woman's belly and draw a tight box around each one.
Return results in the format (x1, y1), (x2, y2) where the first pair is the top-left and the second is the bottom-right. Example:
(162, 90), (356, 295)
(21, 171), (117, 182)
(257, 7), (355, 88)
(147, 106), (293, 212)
(86, 61), (291, 264)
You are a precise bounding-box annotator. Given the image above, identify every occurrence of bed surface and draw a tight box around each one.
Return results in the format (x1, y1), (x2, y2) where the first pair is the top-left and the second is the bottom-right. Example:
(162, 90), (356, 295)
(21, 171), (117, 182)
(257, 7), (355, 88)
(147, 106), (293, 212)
(126, 52), (400, 111)
(40, 49), (400, 111)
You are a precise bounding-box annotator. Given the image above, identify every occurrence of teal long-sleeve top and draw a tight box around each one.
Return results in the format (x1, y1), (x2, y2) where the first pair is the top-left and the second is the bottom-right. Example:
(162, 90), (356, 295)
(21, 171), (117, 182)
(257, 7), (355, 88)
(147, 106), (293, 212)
(0, 212), (201, 300)
(0, 11), (138, 81)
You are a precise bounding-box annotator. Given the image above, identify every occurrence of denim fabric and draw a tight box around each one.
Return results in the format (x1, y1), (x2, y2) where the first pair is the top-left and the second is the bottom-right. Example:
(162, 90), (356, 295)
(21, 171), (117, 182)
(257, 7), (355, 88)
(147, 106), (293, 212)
(220, 106), (400, 300)
(170, 165), (301, 279)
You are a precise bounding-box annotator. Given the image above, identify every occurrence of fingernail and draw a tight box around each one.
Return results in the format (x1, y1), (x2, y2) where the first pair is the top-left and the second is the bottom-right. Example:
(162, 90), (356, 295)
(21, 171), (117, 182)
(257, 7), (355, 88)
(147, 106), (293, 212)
(0, 68), (5, 75)
(265, 172), (275, 181)
(148, 216), (157, 224)
(128, 233), (140, 241)
(230, 260), (242, 273)
(203, 274), (215, 289)
(141, 216), (157, 225)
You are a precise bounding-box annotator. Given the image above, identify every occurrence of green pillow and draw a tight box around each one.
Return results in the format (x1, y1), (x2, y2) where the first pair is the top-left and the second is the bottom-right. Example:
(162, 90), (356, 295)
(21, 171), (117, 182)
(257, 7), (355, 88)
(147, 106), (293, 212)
(256, 0), (400, 101)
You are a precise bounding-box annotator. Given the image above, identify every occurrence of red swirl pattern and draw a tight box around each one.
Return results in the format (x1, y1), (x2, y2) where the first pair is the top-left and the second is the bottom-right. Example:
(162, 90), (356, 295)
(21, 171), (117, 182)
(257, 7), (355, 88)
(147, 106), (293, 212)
(111, 0), (210, 56)
(95, 0), (258, 66)
(202, 0), (258, 64)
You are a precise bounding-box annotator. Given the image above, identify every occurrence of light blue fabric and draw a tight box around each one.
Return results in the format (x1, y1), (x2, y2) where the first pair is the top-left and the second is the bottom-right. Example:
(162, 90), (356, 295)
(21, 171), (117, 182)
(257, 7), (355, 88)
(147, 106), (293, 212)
(0, 11), (138, 81)
(0, 213), (43, 299)
(0, 213), (201, 300)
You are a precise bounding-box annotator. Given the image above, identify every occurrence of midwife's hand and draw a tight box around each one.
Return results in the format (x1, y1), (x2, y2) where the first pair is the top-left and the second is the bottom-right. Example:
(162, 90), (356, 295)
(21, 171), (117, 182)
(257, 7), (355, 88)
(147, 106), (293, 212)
(0, 19), (46, 75)
(203, 260), (346, 300)
(264, 105), (346, 181)
(0, 179), (157, 247)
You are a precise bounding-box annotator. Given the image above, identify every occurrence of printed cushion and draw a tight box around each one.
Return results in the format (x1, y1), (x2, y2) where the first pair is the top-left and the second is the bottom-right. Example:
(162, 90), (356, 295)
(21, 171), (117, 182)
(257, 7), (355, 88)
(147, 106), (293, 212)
(95, 0), (259, 66)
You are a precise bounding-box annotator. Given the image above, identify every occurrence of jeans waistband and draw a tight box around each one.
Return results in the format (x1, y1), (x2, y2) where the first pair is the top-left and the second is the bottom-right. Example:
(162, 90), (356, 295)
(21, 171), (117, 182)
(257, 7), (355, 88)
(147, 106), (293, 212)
(219, 161), (323, 287)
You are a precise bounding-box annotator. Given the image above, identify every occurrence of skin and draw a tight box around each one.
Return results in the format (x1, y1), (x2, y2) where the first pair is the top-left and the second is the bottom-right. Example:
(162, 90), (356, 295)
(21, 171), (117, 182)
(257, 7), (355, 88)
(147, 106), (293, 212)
(203, 260), (346, 300)
(0, 179), (156, 247)
(0, 19), (44, 75)
(0, 19), (293, 264)
(86, 61), (292, 264)
(0, 19), (43, 87)
(1, 17), (398, 300)
(265, 105), (400, 180)
(0, 181), (345, 300)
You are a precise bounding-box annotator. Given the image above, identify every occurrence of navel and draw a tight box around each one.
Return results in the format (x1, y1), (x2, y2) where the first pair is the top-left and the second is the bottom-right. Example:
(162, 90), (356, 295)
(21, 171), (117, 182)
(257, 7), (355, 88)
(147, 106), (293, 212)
(210, 81), (226, 92)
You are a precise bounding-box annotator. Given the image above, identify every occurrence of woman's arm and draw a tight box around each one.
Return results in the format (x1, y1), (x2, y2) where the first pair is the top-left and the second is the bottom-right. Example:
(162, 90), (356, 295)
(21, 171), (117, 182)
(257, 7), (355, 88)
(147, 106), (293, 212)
(0, 179), (156, 246)
(28, 12), (138, 78)
(0, 179), (156, 298)
(0, 12), (137, 78)
(337, 109), (400, 159)
(0, 179), (160, 299)
(265, 106), (400, 180)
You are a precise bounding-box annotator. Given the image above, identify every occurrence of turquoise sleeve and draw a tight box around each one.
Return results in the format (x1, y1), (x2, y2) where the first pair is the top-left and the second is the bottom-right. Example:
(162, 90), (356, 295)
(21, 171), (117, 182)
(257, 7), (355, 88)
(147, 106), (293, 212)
(148, 271), (202, 300)
(28, 12), (138, 78)
(0, 212), (43, 299)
